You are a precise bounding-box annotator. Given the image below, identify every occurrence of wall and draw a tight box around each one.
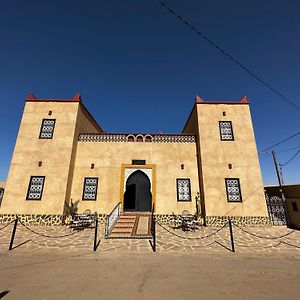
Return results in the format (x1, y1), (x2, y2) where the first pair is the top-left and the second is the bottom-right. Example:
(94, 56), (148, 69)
(70, 140), (199, 215)
(184, 101), (268, 219)
(0, 101), (81, 215)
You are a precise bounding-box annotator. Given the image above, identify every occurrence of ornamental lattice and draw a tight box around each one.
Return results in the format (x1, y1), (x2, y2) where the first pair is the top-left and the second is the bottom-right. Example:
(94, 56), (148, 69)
(177, 179), (191, 201)
(27, 176), (45, 200)
(78, 133), (195, 143)
(225, 178), (242, 202)
(40, 119), (55, 139)
(219, 121), (234, 141)
(83, 177), (98, 200)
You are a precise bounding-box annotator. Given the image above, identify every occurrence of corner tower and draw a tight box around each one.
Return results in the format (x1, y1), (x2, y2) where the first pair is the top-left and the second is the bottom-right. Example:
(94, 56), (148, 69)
(0, 93), (102, 224)
(183, 96), (268, 226)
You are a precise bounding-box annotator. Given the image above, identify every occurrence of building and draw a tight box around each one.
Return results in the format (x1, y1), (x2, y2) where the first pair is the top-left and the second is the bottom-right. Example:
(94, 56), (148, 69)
(0, 93), (269, 226)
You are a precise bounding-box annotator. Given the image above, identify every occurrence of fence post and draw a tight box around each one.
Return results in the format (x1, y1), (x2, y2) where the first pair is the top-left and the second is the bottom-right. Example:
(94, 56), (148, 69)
(9, 217), (18, 251)
(228, 218), (235, 253)
(93, 213), (98, 251)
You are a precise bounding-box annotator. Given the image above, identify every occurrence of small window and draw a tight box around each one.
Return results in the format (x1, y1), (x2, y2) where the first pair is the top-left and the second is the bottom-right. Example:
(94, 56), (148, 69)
(177, 178), (191, 201)
(292, 202), (298, 212)
(39, 119), (56, 139)
(82, 177), (98, 201)
(225, 178), (242, 202)
(26, 176), (45, 200)
(219, 121), (234, 141)
(136, 135), (143, 142)
(132, 160), (146, 165)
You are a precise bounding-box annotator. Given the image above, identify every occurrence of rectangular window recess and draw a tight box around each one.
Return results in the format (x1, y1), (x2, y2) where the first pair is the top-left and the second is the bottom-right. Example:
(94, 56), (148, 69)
(176, 178), (191, 201)
(132, 160), (146, 165)
(219, 121), (234, 141)
(82, 177), (98, 201)
(225, 178), (242, 202)
(26, 176), (45, 200)
(39, 119), (56, 139)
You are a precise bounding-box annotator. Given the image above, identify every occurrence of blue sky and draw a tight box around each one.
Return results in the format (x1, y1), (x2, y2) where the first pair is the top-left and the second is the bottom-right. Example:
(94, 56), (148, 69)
(0, 0), (299, 184)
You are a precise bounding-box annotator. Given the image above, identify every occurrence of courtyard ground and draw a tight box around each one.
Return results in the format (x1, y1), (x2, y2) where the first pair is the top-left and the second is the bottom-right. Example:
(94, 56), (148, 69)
(1, 222), (300, 299)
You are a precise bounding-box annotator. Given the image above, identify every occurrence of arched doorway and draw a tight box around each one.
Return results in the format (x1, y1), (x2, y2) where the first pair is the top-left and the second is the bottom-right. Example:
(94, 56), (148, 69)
(124, 170), (152, 212)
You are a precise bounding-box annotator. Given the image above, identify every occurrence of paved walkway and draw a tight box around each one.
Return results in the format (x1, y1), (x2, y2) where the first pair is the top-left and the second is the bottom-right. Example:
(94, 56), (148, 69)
(0, 221), (300, 254)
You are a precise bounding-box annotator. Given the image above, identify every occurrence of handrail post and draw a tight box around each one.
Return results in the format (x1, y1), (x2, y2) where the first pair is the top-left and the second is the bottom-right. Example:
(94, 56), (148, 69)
(93, 213), (98, 251)
(228, 218), (235, 253)
(9, 217), (18, 251)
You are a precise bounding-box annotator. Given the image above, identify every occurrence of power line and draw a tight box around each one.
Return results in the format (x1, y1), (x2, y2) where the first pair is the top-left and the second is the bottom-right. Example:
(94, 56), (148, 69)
(158, 0), (300, 111)
(259, 131), (300, 153)
(259, 145), (300, 157)
(279, 149), (300, 167)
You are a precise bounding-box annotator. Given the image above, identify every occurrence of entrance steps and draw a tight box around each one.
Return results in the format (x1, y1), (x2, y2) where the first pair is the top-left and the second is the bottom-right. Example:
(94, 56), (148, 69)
(109, 213), (151, 239)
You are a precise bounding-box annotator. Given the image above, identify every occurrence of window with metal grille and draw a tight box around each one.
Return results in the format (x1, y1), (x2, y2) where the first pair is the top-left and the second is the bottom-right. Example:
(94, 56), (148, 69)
(219, 121), (234, 141)
(82, 177), (98, 200)
(26, 176), (45, 200)
(39, 119), (56, 139)
(225, 178), (242, 202)
(176, 178), (191, 201)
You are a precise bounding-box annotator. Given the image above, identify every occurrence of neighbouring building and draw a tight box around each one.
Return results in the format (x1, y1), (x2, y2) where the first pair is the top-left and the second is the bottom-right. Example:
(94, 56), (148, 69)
(0, 93), (269, 226)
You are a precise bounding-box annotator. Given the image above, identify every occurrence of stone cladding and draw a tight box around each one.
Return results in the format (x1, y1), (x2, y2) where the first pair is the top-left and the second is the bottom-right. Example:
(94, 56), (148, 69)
(0, 214), (107, 226)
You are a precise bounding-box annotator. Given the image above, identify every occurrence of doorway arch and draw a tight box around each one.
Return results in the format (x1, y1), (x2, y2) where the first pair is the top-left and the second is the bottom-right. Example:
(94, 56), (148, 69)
(124, 170), (152, 212)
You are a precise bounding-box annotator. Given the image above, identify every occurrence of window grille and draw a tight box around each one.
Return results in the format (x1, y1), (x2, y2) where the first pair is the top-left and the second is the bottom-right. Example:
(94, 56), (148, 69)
(177, 178), (191, 201)
(82, 177), (98, 200)
(26, 176), (45, 200)
(219, 121), (234, 141)
(39, 119), (56, 139)
(225, 178), (242, 202)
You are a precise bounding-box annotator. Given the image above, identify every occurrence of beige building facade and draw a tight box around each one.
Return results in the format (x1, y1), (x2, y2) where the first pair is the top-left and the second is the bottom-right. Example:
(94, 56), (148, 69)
(0, 93), (269, 226)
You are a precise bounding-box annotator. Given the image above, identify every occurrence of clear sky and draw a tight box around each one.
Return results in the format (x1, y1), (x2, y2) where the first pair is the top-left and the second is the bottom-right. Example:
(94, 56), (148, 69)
(0, 0), (299, 185)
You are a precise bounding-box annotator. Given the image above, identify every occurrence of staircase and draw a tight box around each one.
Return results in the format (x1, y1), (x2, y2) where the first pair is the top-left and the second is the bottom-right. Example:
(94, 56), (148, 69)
(109, 213), (151, 239)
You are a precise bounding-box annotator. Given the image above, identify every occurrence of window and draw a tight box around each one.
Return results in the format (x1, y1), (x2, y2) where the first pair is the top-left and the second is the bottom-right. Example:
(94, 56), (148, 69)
(39, 119), (56, 139)
(292, 202), (298, 212)
(219, 121), (234, 141)
(177, 178), (191, 201)
(82, 177), (98, 200)
(0, 188), (4, 202)
(26, 176), (45, 200)
(132, 160), (146, 165)
(225, 178), (242, 202)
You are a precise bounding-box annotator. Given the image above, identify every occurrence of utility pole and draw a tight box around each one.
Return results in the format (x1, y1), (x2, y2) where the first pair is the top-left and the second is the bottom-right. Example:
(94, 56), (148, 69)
(272, 150), (283, 186)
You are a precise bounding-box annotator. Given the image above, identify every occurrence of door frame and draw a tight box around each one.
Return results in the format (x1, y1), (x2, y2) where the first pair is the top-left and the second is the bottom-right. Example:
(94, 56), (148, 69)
(120, 164), (156, 212)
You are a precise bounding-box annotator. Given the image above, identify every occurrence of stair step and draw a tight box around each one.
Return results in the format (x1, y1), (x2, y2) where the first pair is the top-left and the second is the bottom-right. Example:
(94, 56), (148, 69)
(115, 223), (134, 228)
(111, 228), (133, 234)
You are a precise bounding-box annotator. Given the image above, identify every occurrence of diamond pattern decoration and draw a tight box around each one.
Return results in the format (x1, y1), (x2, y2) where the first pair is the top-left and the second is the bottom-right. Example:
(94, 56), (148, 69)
(83, 177), (98, 200)
(225, 178), (242, 202)
(40, 119), (55, 139)
(219, 121), (234, 140)
(177, 179), (191, 201)
(27, 176), (45, 200)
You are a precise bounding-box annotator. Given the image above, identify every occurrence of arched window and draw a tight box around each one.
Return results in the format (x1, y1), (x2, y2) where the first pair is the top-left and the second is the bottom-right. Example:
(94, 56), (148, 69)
(127, 135), (135, 142)
(136, 135), (143, 142)
(145, 135), (152, 142)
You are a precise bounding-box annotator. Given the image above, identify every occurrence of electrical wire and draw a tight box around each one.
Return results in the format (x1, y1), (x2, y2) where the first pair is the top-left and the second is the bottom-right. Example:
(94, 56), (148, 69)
(279, 149), (300, 166)
(158, 0), (300, 111)
(259, 131), (300, 154)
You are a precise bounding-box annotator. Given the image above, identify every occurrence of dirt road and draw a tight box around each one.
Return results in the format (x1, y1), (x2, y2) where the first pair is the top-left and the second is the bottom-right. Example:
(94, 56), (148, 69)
(1, 251), (299, 300)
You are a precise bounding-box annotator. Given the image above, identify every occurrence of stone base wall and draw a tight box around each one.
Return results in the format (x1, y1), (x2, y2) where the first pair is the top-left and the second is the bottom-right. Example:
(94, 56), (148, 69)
(0, 214), (107, 226)
(205, 216), (271, 227)
(155, 214), (270, 227)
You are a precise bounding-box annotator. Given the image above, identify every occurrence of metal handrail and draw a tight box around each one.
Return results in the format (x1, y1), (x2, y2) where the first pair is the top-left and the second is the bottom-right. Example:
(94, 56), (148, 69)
(104, 202), (121, 238)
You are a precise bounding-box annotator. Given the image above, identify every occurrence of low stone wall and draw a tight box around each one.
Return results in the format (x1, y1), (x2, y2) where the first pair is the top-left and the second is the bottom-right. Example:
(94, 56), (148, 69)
(0, 214), (107, 226)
